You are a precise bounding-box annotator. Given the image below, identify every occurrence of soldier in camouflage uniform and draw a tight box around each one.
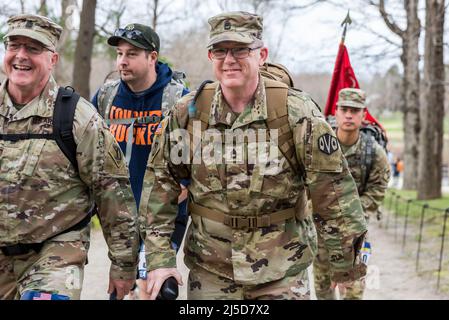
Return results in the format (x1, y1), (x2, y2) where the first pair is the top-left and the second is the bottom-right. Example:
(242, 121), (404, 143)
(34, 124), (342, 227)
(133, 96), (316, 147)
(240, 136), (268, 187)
(0, 14), (139, 300)
(139, 12), (367, 300)
(313, 88), (390, 300)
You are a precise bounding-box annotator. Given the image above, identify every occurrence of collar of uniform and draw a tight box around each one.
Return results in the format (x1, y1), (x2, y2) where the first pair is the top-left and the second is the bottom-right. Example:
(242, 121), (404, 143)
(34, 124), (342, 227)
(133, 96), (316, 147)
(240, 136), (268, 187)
(341, 133), (361, 157)
(208, 76), (268, 130)
(0, 80), (12, 118)
(4, 76), (58, 121)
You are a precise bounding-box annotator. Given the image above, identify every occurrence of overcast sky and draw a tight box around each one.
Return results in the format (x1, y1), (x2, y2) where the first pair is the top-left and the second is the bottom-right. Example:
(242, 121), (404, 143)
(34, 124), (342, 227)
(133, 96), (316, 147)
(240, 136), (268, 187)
(1, 0), (447, 80)
(114, 0), (411, 79)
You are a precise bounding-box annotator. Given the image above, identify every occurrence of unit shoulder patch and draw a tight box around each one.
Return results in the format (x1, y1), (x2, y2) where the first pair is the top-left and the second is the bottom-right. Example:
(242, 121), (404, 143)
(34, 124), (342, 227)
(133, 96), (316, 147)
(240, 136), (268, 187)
(318, 133), (339, 155)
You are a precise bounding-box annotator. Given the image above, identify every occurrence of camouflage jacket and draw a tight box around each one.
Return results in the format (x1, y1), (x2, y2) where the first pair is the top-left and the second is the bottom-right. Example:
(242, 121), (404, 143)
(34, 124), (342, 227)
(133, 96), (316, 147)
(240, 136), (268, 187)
(340, 133), (390, 220)
(140, 77), (367, 284)
(0, 77), (139, 280)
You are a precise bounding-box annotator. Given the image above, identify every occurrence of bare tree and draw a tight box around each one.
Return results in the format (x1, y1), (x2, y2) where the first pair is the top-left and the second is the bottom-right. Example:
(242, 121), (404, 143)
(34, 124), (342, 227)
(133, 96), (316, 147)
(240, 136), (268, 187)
(19, 0), (25, 13)
(377, 0), (421, 190)
(417, 0), (445, 199)
(95, 0), (126, 36)
(149, 0), (161, 30)
(55, 0), (76, 84)
(146, 0), (195, 32)
(38, 0), (48, 16)
(72, 0), (97, 99)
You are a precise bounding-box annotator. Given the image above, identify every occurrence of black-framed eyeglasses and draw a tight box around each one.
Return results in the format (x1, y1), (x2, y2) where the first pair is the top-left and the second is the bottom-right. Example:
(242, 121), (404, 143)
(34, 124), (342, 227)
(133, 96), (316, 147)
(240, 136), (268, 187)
(4, 41), (53, 55)
(209, 46), (262, 60)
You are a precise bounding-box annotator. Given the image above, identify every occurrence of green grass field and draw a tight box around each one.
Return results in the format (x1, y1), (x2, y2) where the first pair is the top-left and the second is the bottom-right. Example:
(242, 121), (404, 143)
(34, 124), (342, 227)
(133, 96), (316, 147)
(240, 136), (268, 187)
(384, 188), (449, 218)
(378, 112), (449, 135)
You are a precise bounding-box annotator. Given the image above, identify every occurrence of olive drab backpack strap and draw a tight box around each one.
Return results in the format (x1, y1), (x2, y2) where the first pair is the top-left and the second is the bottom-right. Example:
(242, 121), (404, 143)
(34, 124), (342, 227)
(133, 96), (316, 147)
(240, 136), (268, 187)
(52, 86), (94, 232)
(185, 81), (216, 173)
(97, 80), (120, 121)
(360, 131), (375, 194)
(53, 86), (81, 173)
(187, 81), (217, 138)
(264, 79), (301, 175)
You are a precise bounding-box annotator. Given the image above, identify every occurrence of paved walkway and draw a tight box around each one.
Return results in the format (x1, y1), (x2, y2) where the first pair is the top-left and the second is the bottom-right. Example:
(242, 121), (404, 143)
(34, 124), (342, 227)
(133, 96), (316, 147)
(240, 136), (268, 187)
(81, 220), (448, 300)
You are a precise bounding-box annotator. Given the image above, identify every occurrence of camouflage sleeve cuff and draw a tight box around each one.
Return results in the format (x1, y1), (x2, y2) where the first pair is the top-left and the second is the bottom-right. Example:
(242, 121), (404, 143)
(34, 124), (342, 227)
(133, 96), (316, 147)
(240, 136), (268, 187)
(331, 232), (368, 282)
(109, 264), (137, 281)
(146, 251), (177, 271)
(331, 263), (367, 283)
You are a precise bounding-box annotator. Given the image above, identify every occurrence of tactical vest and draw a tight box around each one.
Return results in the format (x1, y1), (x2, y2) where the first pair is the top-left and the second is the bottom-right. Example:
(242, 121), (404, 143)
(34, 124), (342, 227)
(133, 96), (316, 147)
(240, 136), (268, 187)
(96, 74), (185, 164)
(186, 78), (302, 176)
(185, 78), (307, 229)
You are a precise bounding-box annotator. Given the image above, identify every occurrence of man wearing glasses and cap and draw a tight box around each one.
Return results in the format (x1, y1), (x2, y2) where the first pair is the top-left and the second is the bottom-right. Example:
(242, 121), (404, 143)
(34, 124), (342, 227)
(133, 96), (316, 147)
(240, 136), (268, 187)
(139, 11), (367, 300)
(92, 23), (189, 300)
(0, 14), (139, 300)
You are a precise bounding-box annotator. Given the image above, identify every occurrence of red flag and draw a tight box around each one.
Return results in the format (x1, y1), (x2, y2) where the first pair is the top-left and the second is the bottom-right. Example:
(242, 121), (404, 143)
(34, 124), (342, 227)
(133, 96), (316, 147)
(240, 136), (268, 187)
(324, 43), (384, 130)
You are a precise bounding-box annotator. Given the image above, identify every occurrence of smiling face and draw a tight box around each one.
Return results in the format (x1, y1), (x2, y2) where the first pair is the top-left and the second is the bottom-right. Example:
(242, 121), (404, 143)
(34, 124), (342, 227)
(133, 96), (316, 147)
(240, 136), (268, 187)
(208, 41), (268, 92)
(3, 36), (58, 95)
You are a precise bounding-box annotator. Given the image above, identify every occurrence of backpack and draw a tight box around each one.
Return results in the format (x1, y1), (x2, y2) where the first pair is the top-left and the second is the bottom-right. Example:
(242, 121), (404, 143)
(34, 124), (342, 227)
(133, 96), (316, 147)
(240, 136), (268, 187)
(359, 124), (388, 193)
(260, 62), (295, 88)
(361, 123), (388, 151)
(0, 86), (93, 233)
(97, 71), (186, 121)
(96, 72), (186, 164)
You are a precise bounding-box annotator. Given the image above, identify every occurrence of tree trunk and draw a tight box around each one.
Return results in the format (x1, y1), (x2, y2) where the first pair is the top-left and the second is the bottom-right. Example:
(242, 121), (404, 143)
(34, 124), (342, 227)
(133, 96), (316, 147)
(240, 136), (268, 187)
(401, 0), (421, 190)
(54, 0), (76, 85)
(20, 0), (25, 13)
(378, 0), (421, 190)
(417, 0), (445, 199)
(151, 0), (159, 31)
(38, 0), (48, 16)
(72, 0), (96, 100)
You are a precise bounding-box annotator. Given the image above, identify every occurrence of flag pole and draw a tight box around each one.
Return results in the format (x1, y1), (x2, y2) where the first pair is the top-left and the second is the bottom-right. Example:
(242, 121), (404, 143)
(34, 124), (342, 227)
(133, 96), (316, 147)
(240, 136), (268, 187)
(324, 11), (352, 117)
(340, 10), (352, 45)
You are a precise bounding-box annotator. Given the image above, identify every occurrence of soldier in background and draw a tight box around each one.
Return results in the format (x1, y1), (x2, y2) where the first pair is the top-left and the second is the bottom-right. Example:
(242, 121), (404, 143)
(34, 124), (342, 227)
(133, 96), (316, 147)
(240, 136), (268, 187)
(0, 14), (139, 300)
(313, 88), (390, 300)
(140, 11), (367, 300)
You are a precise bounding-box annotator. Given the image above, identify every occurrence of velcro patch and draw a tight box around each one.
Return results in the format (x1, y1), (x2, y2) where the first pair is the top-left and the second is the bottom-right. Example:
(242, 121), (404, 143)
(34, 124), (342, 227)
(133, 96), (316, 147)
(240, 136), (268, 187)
(318, 133), (339, 155)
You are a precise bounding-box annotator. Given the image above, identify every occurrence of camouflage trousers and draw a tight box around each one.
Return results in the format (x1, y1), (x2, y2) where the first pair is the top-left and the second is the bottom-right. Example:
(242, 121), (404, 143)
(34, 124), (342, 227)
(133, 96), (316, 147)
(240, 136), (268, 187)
(0, 228), (89, 300)
(313, 233), (366, 300)
(187, 265), (310, 300)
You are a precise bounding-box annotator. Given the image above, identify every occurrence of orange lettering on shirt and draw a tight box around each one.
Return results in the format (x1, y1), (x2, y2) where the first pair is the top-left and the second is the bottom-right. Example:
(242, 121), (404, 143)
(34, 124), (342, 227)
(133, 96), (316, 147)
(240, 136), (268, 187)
(116, 124), (126, 142)
(135, 127), (147, 145)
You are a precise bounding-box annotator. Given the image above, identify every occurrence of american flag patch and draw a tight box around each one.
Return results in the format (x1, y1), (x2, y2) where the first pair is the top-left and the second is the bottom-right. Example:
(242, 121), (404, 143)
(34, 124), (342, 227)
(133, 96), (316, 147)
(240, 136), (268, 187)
(33, 292), (53, 300)
(155, 122), (163, 135)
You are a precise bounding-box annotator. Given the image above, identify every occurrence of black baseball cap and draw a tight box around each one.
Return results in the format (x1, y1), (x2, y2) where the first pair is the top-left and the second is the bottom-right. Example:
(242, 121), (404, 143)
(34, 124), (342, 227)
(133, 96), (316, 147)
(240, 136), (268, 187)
(108, 23), (160, 52)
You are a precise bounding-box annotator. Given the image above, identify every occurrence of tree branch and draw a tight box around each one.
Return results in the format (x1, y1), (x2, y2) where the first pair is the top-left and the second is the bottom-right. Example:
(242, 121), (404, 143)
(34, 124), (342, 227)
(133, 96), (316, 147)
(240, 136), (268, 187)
(377, 0), (405, 38)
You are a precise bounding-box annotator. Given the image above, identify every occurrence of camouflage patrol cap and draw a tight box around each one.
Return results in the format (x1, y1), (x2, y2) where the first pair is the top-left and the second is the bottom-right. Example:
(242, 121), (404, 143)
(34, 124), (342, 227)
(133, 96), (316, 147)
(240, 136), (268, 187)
(336, 88), (366, 109)
(3, 14), (62, 50)
(108, 23), (160, 52)
(207, 11), (263, 48)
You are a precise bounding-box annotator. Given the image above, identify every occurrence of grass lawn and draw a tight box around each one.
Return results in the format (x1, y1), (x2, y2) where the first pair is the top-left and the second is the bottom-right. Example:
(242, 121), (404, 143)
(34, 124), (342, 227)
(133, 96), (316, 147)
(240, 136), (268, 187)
(384, 188), (449, 223)
(378, 112), (449, 135)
